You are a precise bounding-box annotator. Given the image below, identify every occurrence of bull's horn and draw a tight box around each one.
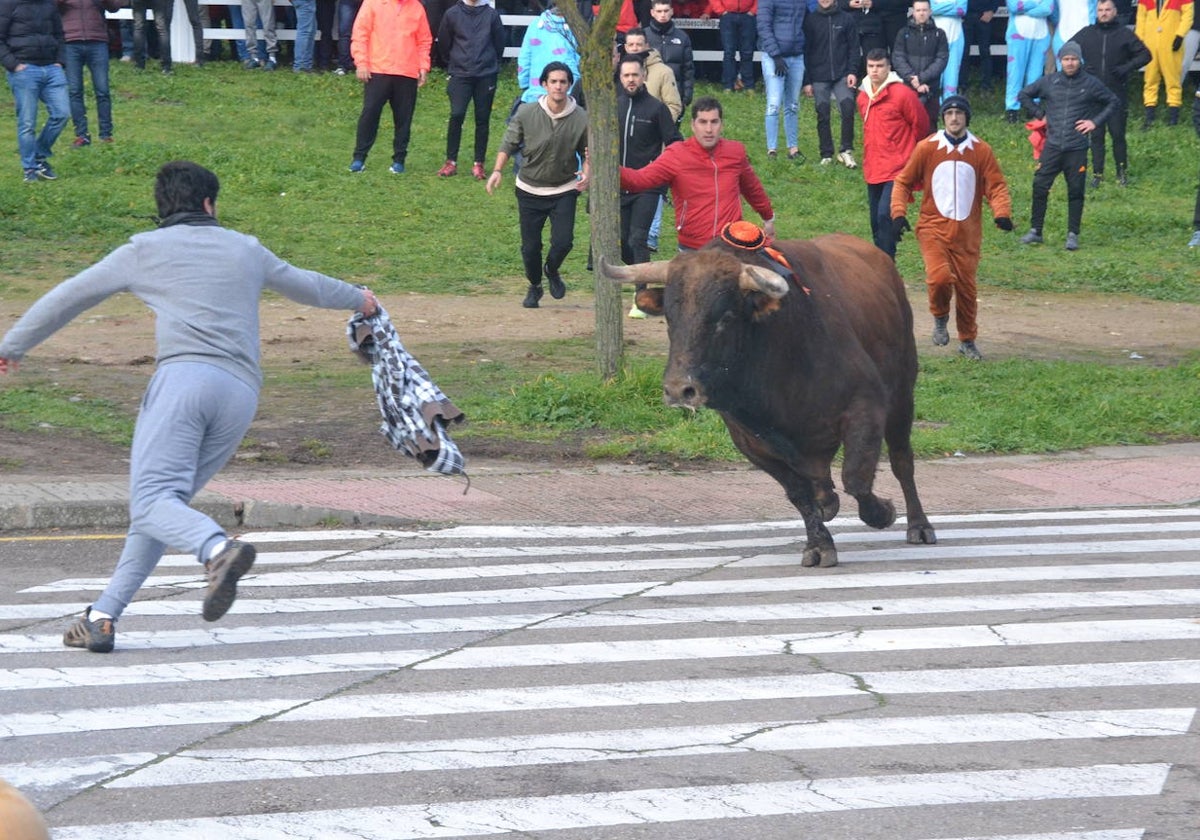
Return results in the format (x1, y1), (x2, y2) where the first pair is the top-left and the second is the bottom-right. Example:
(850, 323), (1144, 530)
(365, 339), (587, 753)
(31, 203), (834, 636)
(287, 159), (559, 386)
(598, 256), (671, 286)
(739, 264), (790, 299)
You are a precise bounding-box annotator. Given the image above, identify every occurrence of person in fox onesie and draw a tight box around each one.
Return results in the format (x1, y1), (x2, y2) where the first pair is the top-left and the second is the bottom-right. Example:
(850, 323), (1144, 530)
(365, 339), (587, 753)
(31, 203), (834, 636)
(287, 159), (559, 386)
(890, 94), (1013, 362)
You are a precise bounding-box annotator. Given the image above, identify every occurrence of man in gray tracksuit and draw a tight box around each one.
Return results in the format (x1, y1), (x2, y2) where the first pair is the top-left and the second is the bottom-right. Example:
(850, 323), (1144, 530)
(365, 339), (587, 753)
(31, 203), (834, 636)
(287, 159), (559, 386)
(0, 161), (379, 653)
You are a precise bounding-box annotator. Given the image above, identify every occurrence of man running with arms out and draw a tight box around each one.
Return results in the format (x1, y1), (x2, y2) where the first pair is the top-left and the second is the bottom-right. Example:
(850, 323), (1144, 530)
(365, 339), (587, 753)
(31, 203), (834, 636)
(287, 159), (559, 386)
(0, 161), (379, 653)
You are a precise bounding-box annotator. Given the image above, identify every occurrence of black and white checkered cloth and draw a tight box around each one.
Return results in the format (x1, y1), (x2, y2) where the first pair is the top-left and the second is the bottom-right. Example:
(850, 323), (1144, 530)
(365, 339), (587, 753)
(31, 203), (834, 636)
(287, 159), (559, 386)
(347, 306), (467, 478)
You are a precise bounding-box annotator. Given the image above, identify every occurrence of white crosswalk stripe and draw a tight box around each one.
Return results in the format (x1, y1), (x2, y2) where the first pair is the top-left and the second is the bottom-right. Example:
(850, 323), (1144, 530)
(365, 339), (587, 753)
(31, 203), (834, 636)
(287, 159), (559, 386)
(2, 506), (1197, 838)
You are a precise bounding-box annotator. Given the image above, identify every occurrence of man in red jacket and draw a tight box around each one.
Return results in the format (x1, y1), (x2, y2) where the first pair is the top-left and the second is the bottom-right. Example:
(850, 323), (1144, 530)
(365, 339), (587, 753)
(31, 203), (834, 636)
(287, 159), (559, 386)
(618, 96), (776, 250)
(856, 48), (930, 259)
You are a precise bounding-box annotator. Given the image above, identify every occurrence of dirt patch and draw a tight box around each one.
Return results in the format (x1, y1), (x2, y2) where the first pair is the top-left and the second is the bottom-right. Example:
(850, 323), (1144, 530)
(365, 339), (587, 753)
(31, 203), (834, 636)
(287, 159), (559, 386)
(2, 286), (1197, 476)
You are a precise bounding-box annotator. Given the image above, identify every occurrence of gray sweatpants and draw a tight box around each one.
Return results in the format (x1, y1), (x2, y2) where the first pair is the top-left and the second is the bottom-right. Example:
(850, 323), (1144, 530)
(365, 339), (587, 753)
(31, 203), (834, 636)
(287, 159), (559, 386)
(242, 0), (278, 61)
(92, 362), (258, 619)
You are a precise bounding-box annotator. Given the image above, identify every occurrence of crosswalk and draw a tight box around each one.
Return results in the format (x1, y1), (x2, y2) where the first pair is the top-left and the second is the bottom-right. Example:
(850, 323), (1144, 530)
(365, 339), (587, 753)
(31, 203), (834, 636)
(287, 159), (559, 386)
(2, 507), (1198, 838)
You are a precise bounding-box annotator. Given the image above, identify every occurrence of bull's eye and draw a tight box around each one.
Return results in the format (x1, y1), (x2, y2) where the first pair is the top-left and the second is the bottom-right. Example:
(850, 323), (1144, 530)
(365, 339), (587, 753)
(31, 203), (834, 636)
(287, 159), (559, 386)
(713, 310), (735, 336)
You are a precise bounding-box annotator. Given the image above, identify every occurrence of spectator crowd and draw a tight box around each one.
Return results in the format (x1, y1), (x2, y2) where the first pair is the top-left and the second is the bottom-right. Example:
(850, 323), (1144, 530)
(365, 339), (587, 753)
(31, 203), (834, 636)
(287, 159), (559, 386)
(4, 0), (1198, 280)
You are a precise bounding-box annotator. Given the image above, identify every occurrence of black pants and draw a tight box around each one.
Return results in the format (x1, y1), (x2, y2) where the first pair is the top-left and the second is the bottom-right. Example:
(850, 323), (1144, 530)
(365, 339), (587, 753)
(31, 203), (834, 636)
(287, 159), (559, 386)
(1031, 146), (1087, 235)
(620, 191), (660, 266)
(446, 73), (497, 164)
(1193, 169), (1200, 229)
(315, 0), (336, 68)
(960, 11), (996, 89)
(354, 74), (418, 165)
(517, 188), (578, 286)
(1089, 96), (1128, 175)
(132, 0), (173, 69)
(811, 79), (856, 158)
(867, 180), (896, 259)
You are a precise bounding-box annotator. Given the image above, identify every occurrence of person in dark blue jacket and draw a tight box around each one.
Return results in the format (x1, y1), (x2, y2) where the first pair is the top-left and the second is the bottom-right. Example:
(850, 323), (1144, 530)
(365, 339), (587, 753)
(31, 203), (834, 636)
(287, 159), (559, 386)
(1, 0), (68, 181)
(436, 0), (506, 180)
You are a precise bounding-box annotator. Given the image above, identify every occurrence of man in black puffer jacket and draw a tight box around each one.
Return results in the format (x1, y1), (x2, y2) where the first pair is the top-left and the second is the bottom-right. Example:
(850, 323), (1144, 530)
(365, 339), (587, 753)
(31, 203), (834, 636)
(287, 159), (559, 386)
(0, 0), (68, 182)
(804, 0), (860, 166)
(617, 54), (682, 270)
(1017, 40), (1119, 252)
(1075, 0), (1151, 187)
(892, 0), (948, 129)
(645, 0), (694, 122)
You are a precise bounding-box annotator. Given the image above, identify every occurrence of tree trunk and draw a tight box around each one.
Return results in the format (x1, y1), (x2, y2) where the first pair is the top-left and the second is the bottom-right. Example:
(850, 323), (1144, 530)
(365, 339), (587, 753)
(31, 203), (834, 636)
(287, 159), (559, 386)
(559, 1), (623, 381)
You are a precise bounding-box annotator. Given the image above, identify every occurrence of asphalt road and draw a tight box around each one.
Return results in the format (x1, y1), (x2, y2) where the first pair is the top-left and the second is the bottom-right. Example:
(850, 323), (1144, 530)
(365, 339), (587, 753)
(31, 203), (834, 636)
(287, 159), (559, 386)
(2, 506), (1198, 839)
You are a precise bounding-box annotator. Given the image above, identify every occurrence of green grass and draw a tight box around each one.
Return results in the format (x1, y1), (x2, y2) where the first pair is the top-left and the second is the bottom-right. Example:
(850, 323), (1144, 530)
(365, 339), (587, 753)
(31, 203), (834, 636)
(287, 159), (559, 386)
(0, 384), (132, 445)
(1, 61), (1199, 461)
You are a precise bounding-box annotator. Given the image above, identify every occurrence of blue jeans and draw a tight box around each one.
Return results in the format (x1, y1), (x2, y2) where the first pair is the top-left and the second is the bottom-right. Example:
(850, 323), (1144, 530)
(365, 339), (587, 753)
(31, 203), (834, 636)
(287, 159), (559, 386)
(762, 54), (804, 152)
(6, 63), (69, 171)
(292, 0), (317, 69)
(648, 195), (664, 249)
(65, 41), (112, 141)
(719, 12), (756, 90)
(337, 0), (360, 71)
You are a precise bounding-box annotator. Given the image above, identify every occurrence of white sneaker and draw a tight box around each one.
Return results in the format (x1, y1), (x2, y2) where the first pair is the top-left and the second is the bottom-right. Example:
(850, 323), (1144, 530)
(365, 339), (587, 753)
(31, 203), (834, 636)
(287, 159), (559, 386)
(819, 157), (833, 166)
(1189, 230), (1200, 248)
(628, 302), (647, 319)
(837, 150), (857, 169)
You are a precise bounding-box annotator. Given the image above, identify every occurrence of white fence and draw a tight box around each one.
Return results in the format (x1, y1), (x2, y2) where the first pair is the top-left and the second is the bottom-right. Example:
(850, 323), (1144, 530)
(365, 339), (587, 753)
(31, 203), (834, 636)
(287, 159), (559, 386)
(109, 4), (1200, 70)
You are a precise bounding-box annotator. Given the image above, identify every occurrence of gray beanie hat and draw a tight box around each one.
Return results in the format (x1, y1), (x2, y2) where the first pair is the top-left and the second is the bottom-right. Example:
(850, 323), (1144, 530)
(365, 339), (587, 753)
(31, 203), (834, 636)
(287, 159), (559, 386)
(1058, 40), (1082, 60)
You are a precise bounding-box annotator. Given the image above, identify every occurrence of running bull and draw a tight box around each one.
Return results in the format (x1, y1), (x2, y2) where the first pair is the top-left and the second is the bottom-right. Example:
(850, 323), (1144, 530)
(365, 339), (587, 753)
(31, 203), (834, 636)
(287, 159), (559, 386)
(600, 224), (937, 567)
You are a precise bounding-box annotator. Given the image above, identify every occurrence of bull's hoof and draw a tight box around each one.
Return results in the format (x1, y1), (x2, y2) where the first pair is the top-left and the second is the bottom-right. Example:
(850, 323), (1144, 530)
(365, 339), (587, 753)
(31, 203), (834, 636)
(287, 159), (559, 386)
(801, 545), (839, 568)
(907, 523), (937, 544)
(858, 496), (897, 530)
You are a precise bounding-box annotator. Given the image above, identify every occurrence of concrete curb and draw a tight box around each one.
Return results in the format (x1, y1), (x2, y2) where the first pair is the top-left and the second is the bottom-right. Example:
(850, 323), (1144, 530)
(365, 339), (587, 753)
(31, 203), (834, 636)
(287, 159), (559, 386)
(2, 444), (1199, 533)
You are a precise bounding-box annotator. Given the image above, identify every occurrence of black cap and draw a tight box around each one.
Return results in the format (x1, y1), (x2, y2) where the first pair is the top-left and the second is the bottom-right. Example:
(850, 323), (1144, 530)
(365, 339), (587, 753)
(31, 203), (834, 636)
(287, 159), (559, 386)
(940, 94), (972, 126)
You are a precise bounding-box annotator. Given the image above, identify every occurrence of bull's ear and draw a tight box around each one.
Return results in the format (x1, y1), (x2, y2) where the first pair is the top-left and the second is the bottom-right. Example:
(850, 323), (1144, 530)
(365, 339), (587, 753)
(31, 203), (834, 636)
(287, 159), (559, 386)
(738, 265), (788, 320)
(634, 287), (664, 316)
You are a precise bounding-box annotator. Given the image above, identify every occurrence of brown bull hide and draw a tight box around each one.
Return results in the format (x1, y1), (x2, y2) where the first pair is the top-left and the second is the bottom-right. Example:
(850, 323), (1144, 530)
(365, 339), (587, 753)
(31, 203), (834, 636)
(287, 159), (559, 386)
(633, 234), (937, 569)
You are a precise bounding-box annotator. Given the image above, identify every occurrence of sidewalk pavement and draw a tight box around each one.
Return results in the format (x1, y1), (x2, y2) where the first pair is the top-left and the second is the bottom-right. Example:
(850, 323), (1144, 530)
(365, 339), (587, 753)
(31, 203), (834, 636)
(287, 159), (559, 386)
(1, 444), (1198, 532)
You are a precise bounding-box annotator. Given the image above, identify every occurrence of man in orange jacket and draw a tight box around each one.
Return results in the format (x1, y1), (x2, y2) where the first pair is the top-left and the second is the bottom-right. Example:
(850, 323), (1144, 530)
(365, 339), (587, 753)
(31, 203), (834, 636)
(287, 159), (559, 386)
(348, 0), (433, 174)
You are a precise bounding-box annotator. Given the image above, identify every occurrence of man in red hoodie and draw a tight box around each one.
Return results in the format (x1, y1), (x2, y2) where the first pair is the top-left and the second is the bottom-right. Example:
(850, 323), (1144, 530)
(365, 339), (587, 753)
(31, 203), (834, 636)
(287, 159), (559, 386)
(857, 48), (930, 259)
(618, 96), (775, 250)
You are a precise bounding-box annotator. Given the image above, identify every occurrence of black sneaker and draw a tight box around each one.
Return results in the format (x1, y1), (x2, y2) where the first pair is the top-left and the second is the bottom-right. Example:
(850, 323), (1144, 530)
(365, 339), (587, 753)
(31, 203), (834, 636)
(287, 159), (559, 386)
(36, 162), (56, 180)
(543, 263), (566, 299)
(932, 316), (949, 346)
(958, 340), (984, 361)
(522, 284), (544, 309)
(202, 540), (256, 621)
(63, 608), (115, 653)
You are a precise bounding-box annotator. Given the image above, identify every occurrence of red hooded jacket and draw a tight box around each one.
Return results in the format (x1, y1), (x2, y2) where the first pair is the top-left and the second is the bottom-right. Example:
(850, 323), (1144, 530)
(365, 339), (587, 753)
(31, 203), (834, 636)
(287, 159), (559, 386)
(856, 72), (930, 185)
